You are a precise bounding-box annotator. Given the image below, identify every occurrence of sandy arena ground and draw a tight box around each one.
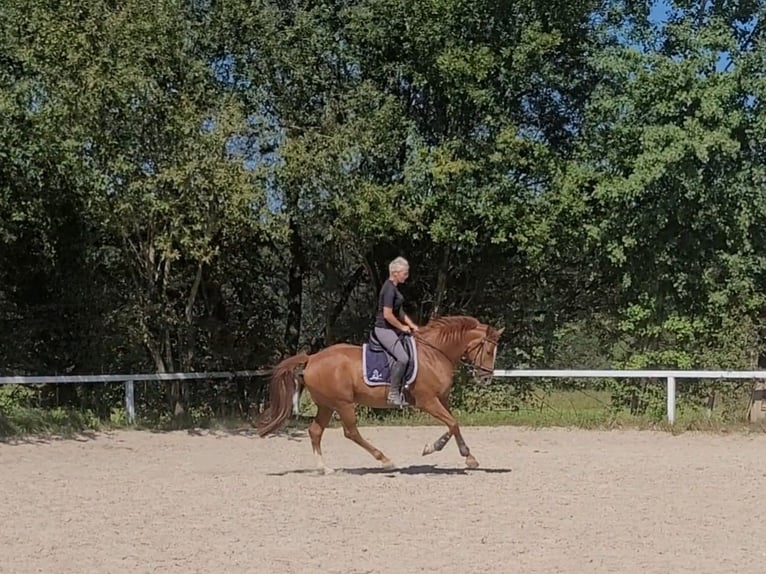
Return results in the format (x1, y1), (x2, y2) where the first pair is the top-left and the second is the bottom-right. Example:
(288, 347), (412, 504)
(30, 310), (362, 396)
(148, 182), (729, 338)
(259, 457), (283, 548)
(2, 424), (765, 574)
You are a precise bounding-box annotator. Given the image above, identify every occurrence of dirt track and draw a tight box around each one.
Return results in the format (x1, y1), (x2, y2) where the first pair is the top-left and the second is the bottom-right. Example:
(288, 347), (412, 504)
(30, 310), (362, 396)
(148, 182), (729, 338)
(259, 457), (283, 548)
(2, 425), (765, 573)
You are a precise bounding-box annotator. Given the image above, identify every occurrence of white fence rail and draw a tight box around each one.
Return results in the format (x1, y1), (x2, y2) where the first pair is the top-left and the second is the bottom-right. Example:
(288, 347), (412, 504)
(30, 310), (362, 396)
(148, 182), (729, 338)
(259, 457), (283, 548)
(494, 369), (766, 424)
(2, 368), (764, 425)
(0, 371), (266, 424)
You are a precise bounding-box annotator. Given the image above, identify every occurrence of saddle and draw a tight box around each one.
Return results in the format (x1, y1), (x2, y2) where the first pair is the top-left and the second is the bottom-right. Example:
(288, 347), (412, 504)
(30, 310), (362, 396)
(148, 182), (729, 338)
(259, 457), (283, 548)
(362, 331), (419, 387)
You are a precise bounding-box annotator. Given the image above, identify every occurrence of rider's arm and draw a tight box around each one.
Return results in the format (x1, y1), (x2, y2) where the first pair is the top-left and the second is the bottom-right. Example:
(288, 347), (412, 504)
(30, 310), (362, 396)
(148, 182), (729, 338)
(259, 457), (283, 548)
(383, 306), (409, 331)
(402, 313), (418, 331)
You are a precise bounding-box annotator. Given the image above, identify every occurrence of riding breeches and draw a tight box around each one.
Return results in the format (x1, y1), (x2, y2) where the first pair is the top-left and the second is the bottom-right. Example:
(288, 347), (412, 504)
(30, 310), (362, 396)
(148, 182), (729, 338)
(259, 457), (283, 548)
(373, 327), (409, 365)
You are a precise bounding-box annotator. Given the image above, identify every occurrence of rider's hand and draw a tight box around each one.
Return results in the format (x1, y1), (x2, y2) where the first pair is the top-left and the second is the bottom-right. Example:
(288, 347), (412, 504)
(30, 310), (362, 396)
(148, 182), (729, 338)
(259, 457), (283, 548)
(401, 325), (412, 333)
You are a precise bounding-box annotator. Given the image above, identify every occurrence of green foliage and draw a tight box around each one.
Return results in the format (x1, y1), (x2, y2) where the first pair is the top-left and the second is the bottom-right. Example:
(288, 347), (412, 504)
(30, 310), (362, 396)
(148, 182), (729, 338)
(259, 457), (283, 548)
(447, 370), (533, 413)
(2, 0), (766, 432)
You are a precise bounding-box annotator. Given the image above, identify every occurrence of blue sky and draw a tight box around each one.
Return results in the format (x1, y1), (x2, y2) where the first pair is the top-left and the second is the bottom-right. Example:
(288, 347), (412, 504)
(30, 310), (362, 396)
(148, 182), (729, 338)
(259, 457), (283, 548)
(645, 0), (761, 71)
(649, 0), (670, 24)
(649, 0), (672, 26)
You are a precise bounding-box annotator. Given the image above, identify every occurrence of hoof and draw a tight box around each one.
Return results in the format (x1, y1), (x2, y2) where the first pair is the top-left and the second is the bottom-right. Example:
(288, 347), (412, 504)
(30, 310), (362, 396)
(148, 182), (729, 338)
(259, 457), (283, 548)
(422, 443), (434, 456)
(381, 459), (396, 470)
(320, 466), (335, 475)
(465, 455), (479, 469)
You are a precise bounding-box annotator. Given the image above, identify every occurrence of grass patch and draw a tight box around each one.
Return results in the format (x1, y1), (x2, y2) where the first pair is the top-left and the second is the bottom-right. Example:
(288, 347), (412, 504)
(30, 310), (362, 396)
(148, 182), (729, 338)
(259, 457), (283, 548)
(3, 389), (766, 439)
(0, 406), (108, 440)
(353, 389), (766, 434)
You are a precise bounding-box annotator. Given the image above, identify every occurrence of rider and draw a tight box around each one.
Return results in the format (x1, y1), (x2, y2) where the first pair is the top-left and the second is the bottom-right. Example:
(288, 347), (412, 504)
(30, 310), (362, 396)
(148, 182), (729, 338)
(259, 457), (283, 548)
(373, 256), (419, 406)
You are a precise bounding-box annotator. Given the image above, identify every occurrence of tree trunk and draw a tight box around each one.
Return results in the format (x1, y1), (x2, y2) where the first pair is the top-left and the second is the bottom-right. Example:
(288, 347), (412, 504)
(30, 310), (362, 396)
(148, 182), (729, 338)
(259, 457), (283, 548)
(182, 261), (204, 370)
(284, 210), (305, 355)
(363, 250), (383, 294)
(168, 261), (204, 421)
(749, 382), (766, 422)
(430, 245), (450, 319)
(749, 352), (766, 422)
(325, 264), (365, 344)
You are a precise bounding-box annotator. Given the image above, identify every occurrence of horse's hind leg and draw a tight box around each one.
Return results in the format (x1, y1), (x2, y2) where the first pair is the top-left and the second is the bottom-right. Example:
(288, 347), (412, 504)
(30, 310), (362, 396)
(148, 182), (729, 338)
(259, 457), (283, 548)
(335, 403), (395, 470)
(422, 430), (452, 456)
(308, 404), (335, 475)
(291, 381), (302, 416)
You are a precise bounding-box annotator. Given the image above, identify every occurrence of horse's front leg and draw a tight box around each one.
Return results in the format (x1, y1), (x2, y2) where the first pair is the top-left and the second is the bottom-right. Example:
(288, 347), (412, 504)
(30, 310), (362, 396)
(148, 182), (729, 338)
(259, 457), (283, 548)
(419, 399), (479, 469)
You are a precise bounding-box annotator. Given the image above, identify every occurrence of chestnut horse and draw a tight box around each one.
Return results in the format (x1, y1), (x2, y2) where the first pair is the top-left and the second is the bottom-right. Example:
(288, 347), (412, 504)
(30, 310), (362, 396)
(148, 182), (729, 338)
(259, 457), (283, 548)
(255, 315), (504, 473)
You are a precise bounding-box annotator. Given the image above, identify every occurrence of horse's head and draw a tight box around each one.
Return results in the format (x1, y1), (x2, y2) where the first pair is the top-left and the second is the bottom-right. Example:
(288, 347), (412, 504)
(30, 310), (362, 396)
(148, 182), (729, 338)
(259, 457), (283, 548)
(417, 315), (505, 384)
(462, 323), (504, 385)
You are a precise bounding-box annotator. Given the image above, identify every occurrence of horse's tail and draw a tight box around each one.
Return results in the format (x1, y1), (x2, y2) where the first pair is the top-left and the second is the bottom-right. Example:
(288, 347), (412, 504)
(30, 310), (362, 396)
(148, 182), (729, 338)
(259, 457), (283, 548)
(255, 353), (310, 437)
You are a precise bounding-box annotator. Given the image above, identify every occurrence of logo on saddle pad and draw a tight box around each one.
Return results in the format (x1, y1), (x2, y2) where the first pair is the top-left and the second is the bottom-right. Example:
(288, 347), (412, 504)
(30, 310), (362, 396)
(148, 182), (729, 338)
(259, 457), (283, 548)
(369, 368), (385, 382)
(362, 336), (419, 387)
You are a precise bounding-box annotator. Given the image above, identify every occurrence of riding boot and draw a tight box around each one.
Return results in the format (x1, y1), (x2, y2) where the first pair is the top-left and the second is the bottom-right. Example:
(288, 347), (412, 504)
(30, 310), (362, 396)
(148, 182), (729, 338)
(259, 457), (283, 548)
(387, 361), (408, 407)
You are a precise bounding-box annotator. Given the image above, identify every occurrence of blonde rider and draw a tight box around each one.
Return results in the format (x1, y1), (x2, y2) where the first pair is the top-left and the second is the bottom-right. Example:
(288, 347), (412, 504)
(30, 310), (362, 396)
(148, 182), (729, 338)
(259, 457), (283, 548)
(373, 257), (419, 406)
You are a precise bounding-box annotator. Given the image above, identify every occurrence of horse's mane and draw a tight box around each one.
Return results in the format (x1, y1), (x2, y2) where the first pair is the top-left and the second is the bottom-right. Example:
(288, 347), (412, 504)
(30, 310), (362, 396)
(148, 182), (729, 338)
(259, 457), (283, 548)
(419, 315), (482, 347)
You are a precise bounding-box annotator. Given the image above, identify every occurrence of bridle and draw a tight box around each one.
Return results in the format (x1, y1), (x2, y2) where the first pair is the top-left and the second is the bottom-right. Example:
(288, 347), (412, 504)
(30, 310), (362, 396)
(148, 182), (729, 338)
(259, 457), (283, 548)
(461, 335), (497, 380)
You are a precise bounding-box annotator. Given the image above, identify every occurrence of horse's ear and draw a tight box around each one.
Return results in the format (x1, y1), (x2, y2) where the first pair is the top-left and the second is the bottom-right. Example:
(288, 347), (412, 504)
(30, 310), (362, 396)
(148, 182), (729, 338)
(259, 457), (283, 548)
(495, 326), (505, 338)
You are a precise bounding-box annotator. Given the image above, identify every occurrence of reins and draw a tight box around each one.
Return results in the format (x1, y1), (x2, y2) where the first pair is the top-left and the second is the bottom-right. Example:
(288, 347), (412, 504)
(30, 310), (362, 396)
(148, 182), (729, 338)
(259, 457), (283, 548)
(412, 330), (496, 375)
(412, 332), (454, 364)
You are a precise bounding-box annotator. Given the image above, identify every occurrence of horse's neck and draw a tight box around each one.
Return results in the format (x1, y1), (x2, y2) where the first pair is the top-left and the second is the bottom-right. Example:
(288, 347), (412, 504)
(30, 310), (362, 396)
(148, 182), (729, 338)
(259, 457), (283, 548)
(419, 328), (478, 363)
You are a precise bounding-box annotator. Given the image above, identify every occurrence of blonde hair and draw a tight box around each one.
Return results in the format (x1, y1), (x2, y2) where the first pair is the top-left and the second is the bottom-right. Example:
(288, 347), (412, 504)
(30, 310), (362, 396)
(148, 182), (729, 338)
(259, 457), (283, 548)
(389, 256), (409, 274)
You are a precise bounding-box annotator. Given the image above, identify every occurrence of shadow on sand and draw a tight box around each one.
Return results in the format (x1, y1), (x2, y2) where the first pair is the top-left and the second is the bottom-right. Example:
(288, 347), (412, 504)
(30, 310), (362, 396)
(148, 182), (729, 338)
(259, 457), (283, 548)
(266, 463), (512, 477)
(182, 425), (308, 442)
(0, 430), (102, 446)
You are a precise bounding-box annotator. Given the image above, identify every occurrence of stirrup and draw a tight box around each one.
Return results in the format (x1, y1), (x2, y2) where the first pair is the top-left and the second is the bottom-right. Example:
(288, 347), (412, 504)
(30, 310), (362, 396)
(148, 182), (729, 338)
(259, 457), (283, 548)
(387, 390), (408, 407)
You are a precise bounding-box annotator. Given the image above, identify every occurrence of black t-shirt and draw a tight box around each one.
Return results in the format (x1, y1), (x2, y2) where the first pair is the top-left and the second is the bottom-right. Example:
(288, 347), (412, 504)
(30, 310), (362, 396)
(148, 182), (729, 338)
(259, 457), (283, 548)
(375, 279), (405, 329)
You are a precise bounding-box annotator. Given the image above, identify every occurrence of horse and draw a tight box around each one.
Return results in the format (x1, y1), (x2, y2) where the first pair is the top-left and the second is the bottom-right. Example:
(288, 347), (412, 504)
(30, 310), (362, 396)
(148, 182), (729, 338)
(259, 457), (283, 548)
(254, 315), (504, 473)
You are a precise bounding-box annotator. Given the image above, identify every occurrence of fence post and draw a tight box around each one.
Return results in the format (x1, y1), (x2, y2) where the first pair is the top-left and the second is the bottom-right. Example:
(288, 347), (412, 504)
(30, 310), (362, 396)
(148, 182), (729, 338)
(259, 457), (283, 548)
(749, 379), (766, 423)
(125, 380), (135, 425)
(666, 376), (676, 425)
